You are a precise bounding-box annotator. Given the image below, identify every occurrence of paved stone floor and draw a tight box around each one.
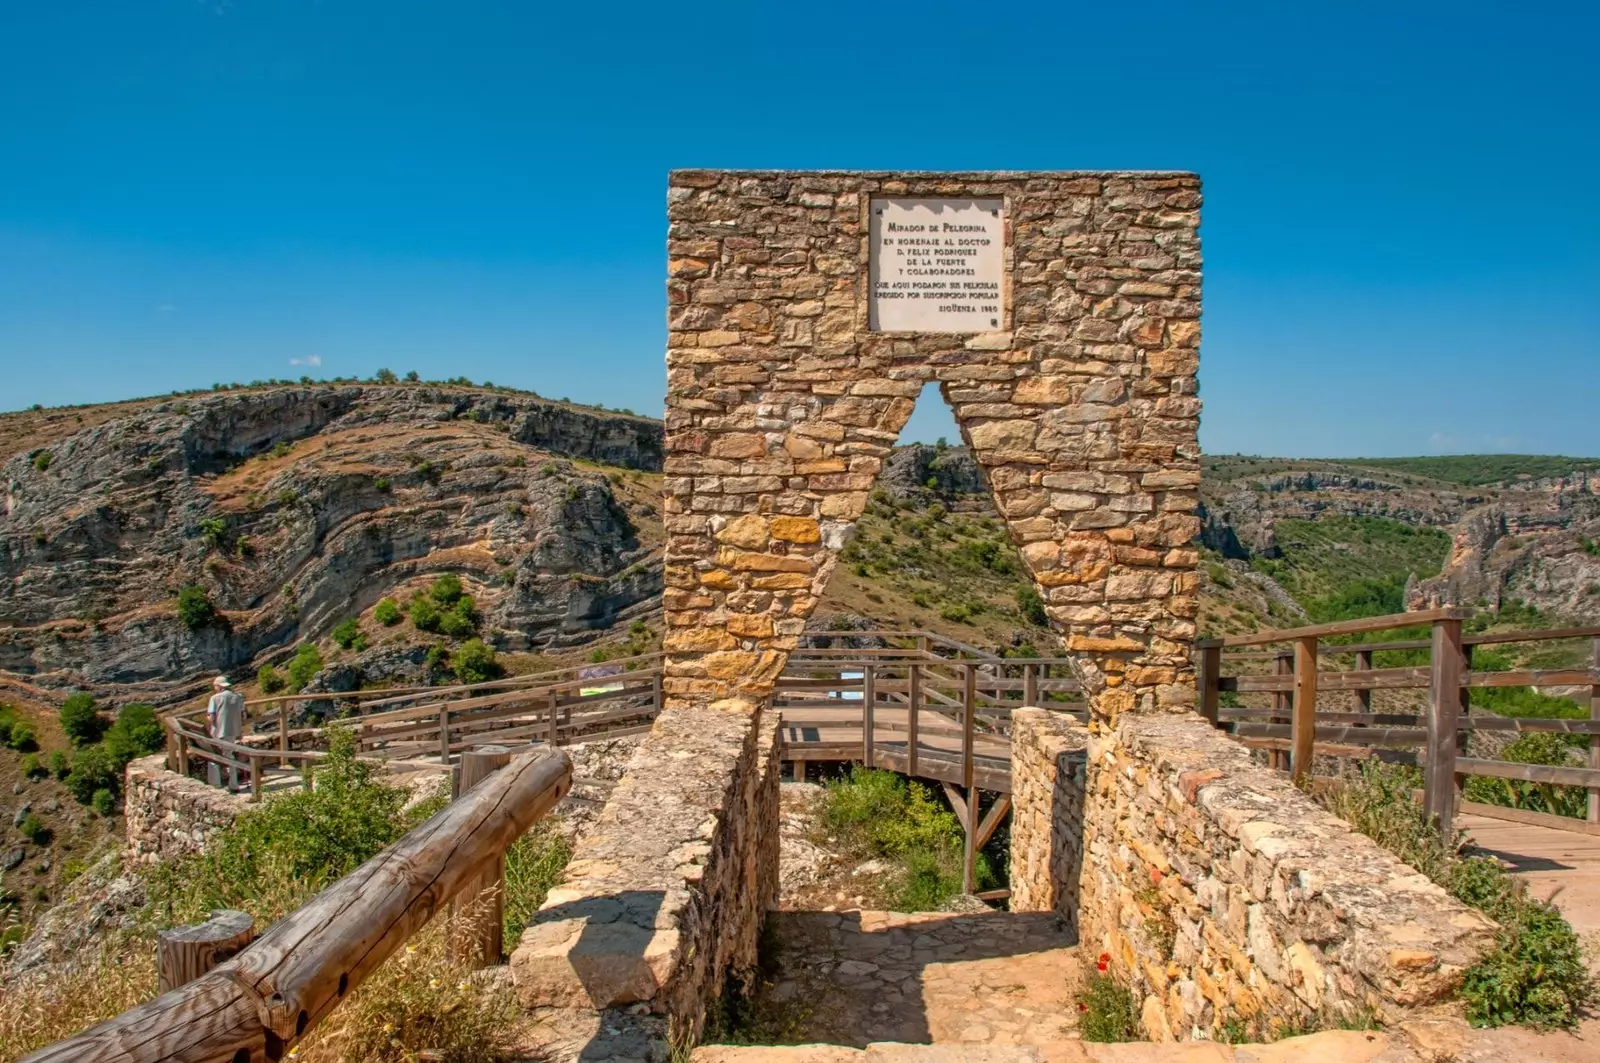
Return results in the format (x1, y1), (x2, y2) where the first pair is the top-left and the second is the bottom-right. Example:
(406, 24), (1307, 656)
(752, 910), (1084, 1048)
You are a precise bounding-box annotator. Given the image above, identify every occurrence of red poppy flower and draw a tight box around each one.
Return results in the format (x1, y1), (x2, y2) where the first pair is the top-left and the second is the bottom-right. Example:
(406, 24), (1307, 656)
(1099, 953), (1111, 964)
(1077, 1002), (1088, 1012)
(1096, 960), (1108, 972)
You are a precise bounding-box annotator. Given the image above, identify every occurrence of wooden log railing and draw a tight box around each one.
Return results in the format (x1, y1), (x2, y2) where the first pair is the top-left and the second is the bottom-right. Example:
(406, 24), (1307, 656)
(25, 745), (572, 1063)
(1197, 610), (1600, 839)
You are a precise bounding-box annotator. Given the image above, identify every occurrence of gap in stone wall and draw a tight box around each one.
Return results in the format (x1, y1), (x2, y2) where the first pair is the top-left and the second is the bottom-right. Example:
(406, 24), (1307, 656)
(811, 382), (1054, 657)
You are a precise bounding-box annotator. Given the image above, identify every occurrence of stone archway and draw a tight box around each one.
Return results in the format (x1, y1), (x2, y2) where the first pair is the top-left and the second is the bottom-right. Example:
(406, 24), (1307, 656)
(663, 170), (1202, 721)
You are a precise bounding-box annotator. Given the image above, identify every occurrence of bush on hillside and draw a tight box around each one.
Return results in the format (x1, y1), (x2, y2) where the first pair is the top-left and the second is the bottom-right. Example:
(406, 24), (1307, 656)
(176, 585), (221, 631)
(257, 664), (287, 694)
(409, 595), (442, 632)
(373, 597), (401, 626)
(59, 693), (105, 746)
(286, 643), (323, 693)
(331, 618), (366, 651)
(1320, 760), (1592, 1028)
(430, 573), (464, 606)
(91, 789), (116, 817)
(103, 704), (165, 767)
(1015, 586), (1048, 627)
(452, 639), (501, 685)
(48, 751), (70, 779)
(0, 706), (38, 752)
(64, 744), (118, 805)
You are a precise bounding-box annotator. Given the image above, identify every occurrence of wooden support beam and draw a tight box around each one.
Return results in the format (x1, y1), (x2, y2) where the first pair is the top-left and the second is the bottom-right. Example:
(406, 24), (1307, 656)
(1591, 637), (1600, 825)
(1424, 617), (1465, 838)
(962, 663), (976, 791)
(907, 662), (920, 779)
(974, 794), (1012, 850)
(941, 781), (968, 826)
(1197, 644), (1221, 726)
(962, 786), (978, 895)
(1023, 664), (1038, 708)
(1290, 637), (1318, 783)
(1272, 652), (1292, 771)
(439, 706), (451, 764)
(157, 910), (255, 995)
(862, 665), (876, 768)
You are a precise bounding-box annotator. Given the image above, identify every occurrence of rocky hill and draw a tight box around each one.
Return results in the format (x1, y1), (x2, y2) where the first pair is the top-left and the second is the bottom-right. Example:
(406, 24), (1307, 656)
(3, 385), (1597, 709)
(1, 385), (663, 706)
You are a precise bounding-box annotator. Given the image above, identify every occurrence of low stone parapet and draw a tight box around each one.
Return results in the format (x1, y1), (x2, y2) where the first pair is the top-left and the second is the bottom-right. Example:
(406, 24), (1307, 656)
(123, 754), (248, 864)
(511, 700), (781, 1055)
(1010, 710), (1497, 1040)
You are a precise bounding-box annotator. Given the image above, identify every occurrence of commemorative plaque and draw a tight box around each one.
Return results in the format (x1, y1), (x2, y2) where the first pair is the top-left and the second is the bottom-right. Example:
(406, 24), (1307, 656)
(868, 198), (1004, 333)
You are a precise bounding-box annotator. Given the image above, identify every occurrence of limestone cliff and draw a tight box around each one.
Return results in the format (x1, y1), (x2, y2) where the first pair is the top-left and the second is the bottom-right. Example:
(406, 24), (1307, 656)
(0, 386), (664, 700)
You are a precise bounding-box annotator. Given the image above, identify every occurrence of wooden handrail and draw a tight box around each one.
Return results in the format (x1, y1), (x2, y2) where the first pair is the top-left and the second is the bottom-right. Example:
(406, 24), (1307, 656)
(25, 746), (572, 1063)
(1194, 608), (1465, 649)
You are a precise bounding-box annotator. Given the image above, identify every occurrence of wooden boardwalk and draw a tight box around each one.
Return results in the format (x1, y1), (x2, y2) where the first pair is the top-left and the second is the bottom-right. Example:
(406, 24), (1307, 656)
(1460, 813), (1600, 956)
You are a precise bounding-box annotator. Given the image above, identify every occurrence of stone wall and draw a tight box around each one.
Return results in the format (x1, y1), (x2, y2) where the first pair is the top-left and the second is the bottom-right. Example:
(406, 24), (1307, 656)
(511, 703), (780, 1050)
(1010, 713), (1498, 1041)
(1007, 708), (1087, 928)
(663, 169), (1203, 723)
(123, 754), (248, 864)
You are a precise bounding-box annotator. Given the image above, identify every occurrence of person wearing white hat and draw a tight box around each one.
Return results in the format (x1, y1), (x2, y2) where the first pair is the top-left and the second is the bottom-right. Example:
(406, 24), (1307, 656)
(205, 675), (246, 791)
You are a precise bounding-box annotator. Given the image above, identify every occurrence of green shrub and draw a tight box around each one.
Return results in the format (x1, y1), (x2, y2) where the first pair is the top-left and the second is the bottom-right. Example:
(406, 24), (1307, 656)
(452, 639), (501, 685)
(437, 607), (475, 638)
(1321, 760), (1593, 1028)
(820, 767), (994, 909)
(175, 585), (220, 631)
(0, 705), (39, 754)
(286, 643), (323, 693)
(372, 476), (391, 492)
(148, 729), (408, 924)
(48, 750), (70, 779)
(31, 450), (53, 472)
(1464, 732), (1587, 819)
(258, 664), (287, 694)
(331, 618), (366, 651)
(373, 598), (402, 626)
(19, 753), (43, 780)
(90, 790), (116, 817)
(1015, 586), (1048, 627)
(59, 693), (105, 746)
(17, 814), (49, 845)
(1076, 971), (1139, 1042)
(429, 574), (464, 606)
(503, 824), (573, 943)
(64, 744), (118, 805)
(409, 595), (442, 633)
(197, 517), (229, 549)
(103, 705), (165, 768)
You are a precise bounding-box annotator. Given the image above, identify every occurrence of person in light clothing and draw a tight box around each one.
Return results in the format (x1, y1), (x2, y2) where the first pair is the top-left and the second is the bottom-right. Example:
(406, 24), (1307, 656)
(205, 675), (246, 791)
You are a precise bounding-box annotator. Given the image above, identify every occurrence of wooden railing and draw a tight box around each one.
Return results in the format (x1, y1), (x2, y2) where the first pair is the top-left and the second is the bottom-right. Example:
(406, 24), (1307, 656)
(1196, 609), (1600, 838)
(25, 745), (572, 1063)
(164, 653), (663, 795)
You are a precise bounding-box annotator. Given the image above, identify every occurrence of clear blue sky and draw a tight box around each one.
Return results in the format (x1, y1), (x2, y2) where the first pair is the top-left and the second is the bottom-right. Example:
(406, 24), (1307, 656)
(2, 2), (1595, 457)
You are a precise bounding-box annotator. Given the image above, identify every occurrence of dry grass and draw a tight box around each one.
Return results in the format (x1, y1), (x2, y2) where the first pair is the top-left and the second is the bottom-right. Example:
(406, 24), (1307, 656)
(0, 934), (157, 1060)
(294, 909), (518, 1063)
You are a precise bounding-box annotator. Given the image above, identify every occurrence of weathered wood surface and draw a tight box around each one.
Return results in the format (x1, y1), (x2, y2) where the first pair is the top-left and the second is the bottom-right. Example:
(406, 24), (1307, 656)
(157, 911), (256, 996)
(26, 746), (572, 1063)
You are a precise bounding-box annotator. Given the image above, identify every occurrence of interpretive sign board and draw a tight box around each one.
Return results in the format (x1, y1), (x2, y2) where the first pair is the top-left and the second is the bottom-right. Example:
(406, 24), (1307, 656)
(868, 197), (1004, 332)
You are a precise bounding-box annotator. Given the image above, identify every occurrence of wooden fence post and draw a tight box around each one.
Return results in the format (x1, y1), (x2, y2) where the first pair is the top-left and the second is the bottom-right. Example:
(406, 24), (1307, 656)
(652, 668), (664, 713)
(1424, 616), (1465, 837)
(1589, 636), (1600, 824)
(962, 663), (976, 792)
(439, 705), (451, 764)
(1197, 643), (1221, 726)
(962, 788), (978, 895)
(1290, 637), (1318, 783)
(862, 665), (876, 768)
(1272, 652), (1293, 770)
(249, 752), (263, 802)
(1023, 663), (1038, 708)
(278, 708), (290, 769)
(1356, 649), (1373, 713)
(548, 687), (559, 745)
(157, 910), (255, 994)
(907, 662), (921, 778)
(452, 745), (516, 967)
